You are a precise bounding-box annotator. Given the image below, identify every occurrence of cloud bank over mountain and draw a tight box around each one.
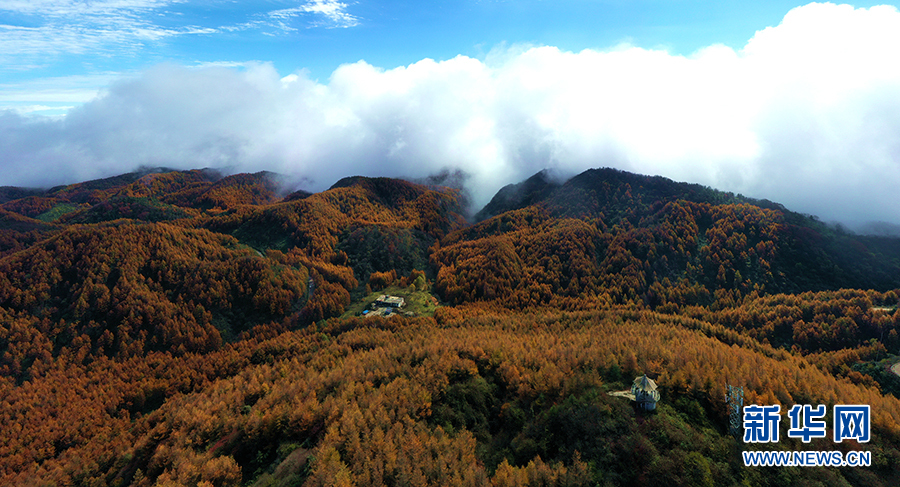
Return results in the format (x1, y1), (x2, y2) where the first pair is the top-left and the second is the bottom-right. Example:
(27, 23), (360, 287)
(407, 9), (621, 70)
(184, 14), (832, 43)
(2, 2), (900, 227)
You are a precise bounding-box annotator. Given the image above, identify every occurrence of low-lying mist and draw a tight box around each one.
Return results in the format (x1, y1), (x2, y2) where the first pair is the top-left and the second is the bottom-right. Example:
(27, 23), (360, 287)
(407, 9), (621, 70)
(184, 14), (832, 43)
(2, 3), (900, 228)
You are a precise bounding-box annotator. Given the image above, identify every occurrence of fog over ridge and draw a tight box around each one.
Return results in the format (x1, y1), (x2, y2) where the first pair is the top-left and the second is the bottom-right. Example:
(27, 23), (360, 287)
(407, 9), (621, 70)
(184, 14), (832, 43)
(2, 2), (900, 229)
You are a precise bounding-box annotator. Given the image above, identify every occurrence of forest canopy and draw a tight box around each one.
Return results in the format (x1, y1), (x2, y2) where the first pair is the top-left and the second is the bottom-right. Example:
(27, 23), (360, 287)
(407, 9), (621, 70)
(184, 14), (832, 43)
(1, 167), (899, 486)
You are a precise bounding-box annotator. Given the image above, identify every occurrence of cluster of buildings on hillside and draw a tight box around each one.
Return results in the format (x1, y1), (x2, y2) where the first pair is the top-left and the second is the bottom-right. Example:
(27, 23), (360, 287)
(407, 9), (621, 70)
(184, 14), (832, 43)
(362, 295), (411, 318)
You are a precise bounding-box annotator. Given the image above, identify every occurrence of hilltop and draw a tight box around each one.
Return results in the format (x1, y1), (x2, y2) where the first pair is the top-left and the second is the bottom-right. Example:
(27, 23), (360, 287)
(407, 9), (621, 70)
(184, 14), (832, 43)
(0, 167), (899, 486)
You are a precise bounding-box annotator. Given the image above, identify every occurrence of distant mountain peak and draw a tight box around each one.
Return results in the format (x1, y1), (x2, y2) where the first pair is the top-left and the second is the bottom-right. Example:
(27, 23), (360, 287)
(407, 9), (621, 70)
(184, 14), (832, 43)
(473, 168), (565, 222)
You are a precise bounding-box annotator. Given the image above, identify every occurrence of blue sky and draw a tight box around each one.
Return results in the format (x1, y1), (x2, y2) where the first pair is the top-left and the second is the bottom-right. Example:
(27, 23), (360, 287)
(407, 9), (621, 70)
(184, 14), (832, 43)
(3, 2), (900, 228)
(3, 1), (890, 115)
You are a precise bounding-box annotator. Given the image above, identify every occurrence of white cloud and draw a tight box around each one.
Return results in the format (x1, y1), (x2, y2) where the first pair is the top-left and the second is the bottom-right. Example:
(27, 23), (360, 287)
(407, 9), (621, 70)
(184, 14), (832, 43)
(268, 1), (360, 29)
(0, 72), (119, 100)
(0, 0), (201, 66)
(0, 73), (120, 118)
(2, 3), (900, 227)
(1, 104), (74, 115)
(0, 1), (174, 17)
(0, 1), (359, 70)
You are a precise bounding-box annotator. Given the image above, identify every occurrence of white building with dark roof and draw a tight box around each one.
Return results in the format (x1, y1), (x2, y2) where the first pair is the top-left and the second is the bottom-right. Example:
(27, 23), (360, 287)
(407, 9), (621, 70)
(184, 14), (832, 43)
(631, 374), (660, 411)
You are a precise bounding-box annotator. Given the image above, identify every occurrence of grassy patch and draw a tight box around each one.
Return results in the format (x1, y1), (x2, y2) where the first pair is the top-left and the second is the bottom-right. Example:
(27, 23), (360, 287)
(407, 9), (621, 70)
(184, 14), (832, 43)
(231, 224), (292, 253)
(35, 203), (80, 222)
(60, 197), (194, 224)
(340, 284), (441, 319)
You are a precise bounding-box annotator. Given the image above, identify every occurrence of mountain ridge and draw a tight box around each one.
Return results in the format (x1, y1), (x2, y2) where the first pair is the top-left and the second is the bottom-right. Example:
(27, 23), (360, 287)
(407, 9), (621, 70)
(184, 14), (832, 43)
(2, 166), (900, 486)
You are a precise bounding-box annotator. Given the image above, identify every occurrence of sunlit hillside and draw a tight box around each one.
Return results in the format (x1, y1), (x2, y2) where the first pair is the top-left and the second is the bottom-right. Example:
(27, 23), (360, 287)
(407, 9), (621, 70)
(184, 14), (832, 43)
(1, 167), (899, 486)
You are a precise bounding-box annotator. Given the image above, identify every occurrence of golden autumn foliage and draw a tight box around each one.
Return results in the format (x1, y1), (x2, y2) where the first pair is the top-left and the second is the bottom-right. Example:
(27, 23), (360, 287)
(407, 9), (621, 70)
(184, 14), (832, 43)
(2, 310), (899, 486)
(0, 223), (310, 364)
(431, 200), (785, 309)
(2, 167), (900, 486)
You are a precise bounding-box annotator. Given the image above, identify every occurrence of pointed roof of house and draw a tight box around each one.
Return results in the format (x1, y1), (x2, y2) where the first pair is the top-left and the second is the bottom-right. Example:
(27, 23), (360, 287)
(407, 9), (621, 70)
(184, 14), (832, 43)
(632, 374), (658, 392)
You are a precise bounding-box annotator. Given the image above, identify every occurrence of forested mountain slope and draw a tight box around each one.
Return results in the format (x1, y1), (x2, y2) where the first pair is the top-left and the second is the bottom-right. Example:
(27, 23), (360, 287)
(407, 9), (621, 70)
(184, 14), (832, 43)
(0, 167), (899, 486)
